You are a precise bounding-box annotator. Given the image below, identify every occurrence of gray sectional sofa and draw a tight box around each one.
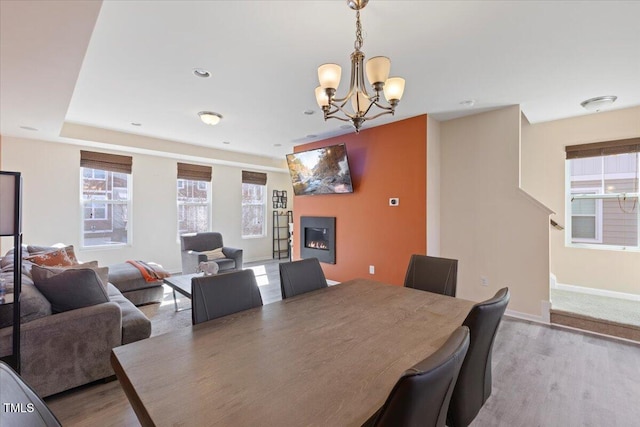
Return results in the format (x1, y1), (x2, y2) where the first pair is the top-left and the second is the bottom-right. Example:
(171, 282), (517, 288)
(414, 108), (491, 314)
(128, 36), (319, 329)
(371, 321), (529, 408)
(0, 246), (156, 397)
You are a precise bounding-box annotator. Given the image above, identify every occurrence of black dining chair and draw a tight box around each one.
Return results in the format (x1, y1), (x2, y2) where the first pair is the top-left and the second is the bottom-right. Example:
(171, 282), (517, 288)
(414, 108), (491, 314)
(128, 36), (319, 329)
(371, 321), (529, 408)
(279, 258), (328, 299)
(191, 269), (263, 325)
(0, 361), (62, 427)
(362, 326), (470, 427)
(404, 254), (458, 297)
(447, 287), (510, 427)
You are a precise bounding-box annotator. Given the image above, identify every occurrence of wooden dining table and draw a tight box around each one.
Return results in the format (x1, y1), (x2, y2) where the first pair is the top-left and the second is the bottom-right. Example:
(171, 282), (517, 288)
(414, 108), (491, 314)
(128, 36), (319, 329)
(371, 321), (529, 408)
(111, 278), (475, 427)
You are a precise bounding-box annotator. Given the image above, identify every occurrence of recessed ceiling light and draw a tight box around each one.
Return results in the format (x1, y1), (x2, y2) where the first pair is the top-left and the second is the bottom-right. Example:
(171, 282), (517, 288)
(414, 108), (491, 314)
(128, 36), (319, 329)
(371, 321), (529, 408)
(460, 99), (475, 107)
(303, 110), (315, 115)
(19, 126), (38, 131)
(581, 95), (617, 112)
(193, 68), (211, 78)
(198, 111), (223, 125)
(131, 122), (142, 127)
(274, 143), (282, 147)
(306, 134), (317, 138)
(222, 141), (231, 145)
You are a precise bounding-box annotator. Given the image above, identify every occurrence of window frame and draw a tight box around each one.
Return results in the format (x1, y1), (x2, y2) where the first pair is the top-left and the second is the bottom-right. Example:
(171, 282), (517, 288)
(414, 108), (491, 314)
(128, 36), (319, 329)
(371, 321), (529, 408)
(84, 194), (108, 221)
(566, 153), (640, 251)
(177, 178), (211, 236)
(568, 188), (602, 244)
(241, 182), (267, 239)
(80, 167), (132, 248)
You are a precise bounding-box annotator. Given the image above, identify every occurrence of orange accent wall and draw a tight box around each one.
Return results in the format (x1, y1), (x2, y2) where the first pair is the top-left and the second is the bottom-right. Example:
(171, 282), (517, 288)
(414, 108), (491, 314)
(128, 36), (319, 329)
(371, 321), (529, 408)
(293, 115), (427, 285)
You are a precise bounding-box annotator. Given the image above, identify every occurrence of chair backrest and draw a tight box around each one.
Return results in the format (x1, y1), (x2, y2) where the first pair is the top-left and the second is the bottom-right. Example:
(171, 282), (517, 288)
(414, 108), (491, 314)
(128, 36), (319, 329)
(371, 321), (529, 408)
(366, 326), (470, 427)
(180, 232), (224, 252)
(0, 361), (62, 427)
(404, 254), (458, 297)
(191, 269), (263, 325)
(447, 287), (510, 427)
(279, 258), (328, 299)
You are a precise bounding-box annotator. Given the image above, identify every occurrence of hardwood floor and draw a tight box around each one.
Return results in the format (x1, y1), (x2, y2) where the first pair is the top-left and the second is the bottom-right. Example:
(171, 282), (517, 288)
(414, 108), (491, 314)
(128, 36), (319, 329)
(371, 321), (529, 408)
(45, 262), (640, 426)
(472, 318), (640, 427)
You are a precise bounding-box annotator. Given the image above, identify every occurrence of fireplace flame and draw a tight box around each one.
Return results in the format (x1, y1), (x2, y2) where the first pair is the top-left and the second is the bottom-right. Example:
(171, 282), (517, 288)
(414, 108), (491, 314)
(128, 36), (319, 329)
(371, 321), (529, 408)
(307, 240), (329, 250)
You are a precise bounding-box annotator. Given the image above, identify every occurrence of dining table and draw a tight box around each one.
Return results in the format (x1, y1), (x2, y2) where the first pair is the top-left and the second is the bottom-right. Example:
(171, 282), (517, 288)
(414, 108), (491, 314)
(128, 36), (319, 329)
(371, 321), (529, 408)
(111, 278), (475, 427)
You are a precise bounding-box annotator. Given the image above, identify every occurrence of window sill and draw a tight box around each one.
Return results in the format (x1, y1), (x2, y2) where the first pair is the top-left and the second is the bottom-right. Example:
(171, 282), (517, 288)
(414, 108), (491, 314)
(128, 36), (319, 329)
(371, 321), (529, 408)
(81, 243), (131, 251)
(567, 243), (640, 253)
(242, 235), (266, 240)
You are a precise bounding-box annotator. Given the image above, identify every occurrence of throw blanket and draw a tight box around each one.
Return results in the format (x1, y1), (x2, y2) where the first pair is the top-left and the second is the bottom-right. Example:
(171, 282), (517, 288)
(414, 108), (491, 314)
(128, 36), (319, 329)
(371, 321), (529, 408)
(126, 260), (171, 282)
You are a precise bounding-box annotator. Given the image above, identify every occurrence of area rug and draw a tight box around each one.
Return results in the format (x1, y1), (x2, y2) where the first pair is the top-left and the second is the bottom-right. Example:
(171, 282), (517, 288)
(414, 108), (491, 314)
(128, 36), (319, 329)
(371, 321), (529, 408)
(139, 286), (192, 337)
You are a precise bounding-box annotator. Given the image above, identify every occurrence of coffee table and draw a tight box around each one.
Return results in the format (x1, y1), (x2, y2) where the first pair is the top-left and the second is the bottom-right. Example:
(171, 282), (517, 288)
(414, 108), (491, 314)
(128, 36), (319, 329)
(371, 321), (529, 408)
(162, 273), (201, 312)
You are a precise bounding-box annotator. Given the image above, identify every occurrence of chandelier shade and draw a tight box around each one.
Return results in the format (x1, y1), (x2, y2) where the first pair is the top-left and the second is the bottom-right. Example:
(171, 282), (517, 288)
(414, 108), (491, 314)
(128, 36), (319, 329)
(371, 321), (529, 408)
(315, 0), (405, 133)
(365, 56), (390, 86)
(384, 77), (406, 102)
(315, 86), (330, 107)
(318, 64), (342, 90)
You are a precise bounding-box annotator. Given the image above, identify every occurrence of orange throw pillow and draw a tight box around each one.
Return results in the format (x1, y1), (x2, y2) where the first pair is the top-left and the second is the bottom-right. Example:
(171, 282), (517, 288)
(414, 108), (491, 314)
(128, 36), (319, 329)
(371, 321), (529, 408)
(26, 247), (77, 267)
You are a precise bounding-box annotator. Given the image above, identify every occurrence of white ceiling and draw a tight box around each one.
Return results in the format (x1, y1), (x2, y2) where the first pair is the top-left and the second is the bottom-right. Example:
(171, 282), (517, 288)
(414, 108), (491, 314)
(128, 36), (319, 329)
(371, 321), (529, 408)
(2, 0), (639, 161)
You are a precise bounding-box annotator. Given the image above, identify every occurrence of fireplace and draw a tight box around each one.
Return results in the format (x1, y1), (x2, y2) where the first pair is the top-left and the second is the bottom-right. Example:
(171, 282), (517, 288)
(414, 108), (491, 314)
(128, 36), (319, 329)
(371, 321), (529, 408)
(300, 216), (336, 264)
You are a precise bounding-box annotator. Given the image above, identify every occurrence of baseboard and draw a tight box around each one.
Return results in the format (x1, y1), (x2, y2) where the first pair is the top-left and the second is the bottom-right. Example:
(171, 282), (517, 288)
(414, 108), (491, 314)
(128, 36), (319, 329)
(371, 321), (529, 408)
(245, 256), (281, 264)
(504, 309), (548, 325)
(555, 282), (640, 302)
(550, 314), (640, 345)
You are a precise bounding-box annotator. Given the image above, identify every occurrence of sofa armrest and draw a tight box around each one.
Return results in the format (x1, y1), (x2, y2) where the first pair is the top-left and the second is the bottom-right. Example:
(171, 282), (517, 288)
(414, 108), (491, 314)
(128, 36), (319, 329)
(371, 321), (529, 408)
(0, 301), (122, 397)
(222, 247), (243, 270)
(181, 250), (208, 274)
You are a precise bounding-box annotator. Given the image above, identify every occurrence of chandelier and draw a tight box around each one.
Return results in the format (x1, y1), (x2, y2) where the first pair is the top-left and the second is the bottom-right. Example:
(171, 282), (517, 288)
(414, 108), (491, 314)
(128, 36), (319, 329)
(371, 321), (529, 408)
(315, 0), (405, 133)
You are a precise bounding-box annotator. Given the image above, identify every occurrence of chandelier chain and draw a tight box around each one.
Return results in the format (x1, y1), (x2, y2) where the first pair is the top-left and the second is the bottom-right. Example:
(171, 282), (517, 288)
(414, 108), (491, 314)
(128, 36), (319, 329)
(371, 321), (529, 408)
(354, 10), (363, 51)
(315, 1), (405, 133)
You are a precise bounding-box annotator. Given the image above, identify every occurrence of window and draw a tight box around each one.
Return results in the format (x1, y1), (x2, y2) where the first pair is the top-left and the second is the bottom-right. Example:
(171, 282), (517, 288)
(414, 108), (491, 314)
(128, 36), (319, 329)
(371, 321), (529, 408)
(83, 168), (106, 180)
(80, 151), (132, 247)
(570, 188), (601, 243)
(566, 139), (639, 250)
(84, 195), (108, 220)
(177, 163), (212, 235)
(242, 171), (267, 238)
(81, 168), (131, 246)
(177, 179), (210, 234)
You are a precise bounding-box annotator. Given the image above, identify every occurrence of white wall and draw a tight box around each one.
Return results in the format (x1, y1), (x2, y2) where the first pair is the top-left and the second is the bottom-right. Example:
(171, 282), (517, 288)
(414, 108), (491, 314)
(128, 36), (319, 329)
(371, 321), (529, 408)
(1, 136), (292, 272)
(440, 106), (551, 318)
(521, 106), (640, 295)
(426, 115), (441, 256)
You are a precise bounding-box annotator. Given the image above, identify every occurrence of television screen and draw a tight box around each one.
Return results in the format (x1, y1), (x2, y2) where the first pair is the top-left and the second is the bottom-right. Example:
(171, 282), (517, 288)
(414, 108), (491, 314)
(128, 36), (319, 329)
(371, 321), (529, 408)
(286, 144), (354, 196)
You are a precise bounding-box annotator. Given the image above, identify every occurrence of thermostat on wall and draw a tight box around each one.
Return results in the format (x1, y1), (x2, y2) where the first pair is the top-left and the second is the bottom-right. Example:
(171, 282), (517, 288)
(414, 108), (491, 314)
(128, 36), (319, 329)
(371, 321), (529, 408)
(389, 198), (399, 206)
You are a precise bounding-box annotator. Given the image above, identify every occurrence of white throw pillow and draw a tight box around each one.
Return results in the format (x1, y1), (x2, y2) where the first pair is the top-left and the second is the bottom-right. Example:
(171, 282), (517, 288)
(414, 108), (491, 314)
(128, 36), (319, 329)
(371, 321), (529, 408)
(202, 248), (225, 260)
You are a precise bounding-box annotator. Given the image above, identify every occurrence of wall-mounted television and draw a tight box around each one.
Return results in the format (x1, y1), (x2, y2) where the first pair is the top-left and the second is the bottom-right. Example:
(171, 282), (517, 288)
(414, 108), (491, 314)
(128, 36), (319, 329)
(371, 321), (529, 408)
(286, 143), (354, 196)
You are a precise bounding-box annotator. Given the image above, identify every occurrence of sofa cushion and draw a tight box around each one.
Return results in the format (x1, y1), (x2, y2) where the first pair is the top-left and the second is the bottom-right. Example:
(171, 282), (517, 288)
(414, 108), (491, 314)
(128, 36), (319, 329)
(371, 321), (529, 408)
(32, 267), (109, 313)
(0, 277), (51, 328)
(106, 284), (151, 344)
(26, 246), (77, 268)
(31, 262), (108, 289)
(108, 262), (161, 293)
(1, 246), (32, 273)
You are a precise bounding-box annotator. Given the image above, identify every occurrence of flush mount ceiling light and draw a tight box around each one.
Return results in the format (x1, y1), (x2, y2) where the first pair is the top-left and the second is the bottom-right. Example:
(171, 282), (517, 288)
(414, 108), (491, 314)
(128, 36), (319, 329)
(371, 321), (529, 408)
(193, 68), (211, 78)
(198, 111), (222, 125)
(580, 95), (617, 112)
(315, 0), (405, 133)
